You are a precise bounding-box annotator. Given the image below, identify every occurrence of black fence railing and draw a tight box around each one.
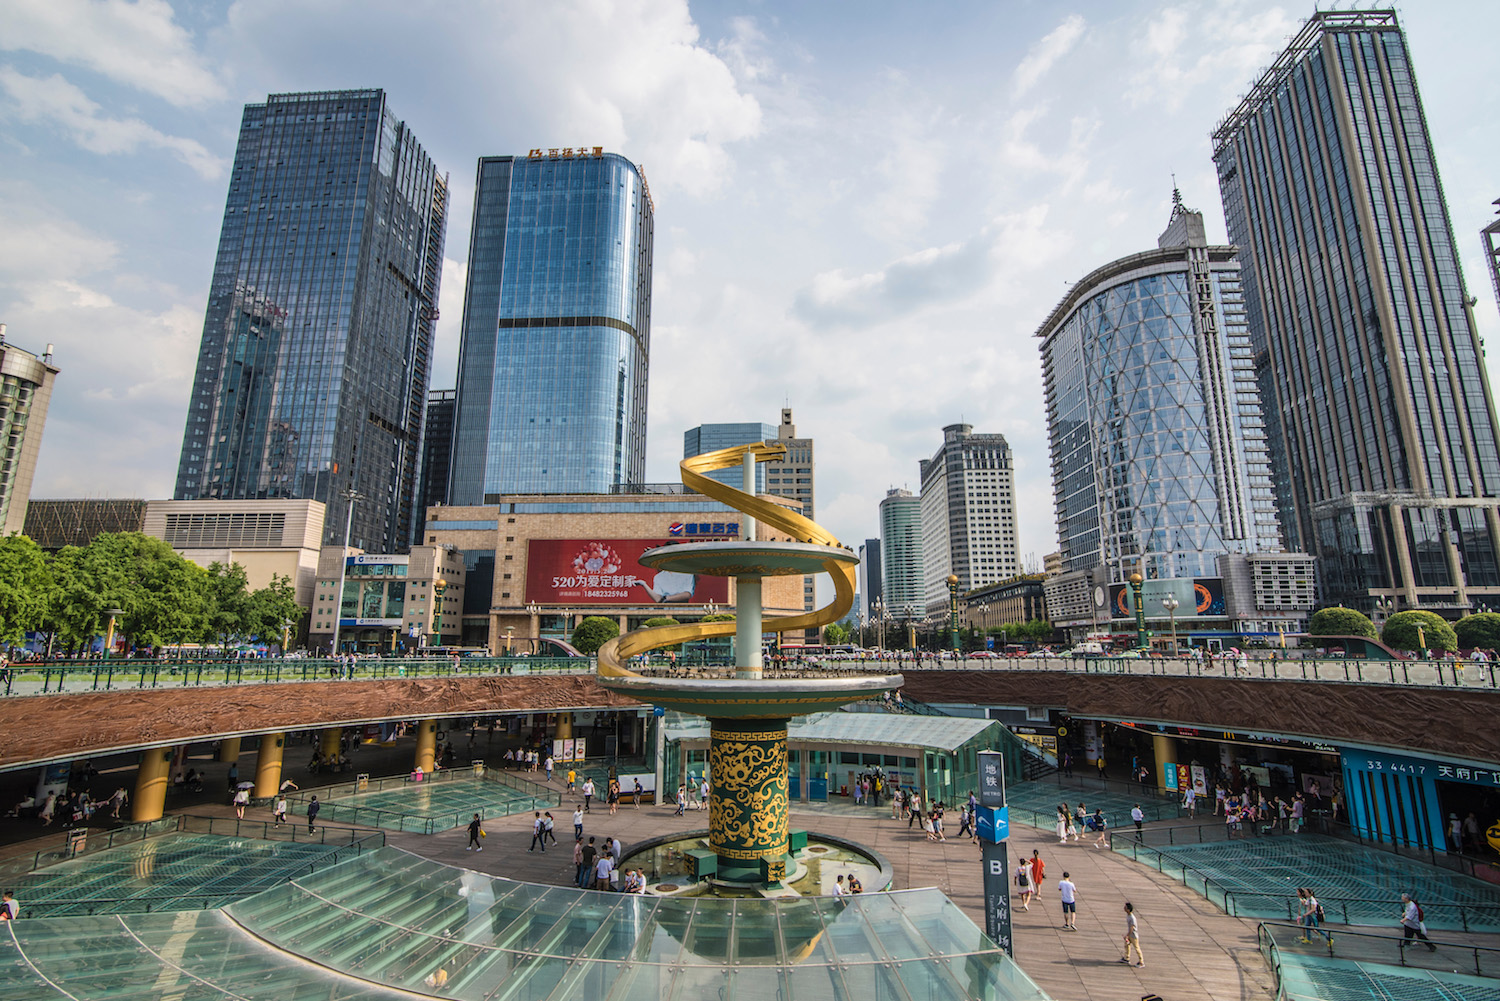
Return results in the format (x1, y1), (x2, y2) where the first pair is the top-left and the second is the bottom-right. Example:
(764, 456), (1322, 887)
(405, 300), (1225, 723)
(1259, 920), (1500, 980)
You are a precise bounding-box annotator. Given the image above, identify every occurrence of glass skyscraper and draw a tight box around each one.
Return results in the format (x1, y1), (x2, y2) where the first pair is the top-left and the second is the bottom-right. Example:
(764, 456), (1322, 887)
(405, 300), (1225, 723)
(1036, 198), (1284, 583)
(683, 422), (775, 493)
(879, 488), (923, 617)
(918, 425), (1018, 614)
(1214, 11), (1500, 612)
(449, 150), (653, 503)
(174, 90), (447, 553)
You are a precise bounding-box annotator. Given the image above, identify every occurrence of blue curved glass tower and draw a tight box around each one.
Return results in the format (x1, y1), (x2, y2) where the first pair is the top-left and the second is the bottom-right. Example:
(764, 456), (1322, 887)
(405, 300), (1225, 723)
(449, 150), (653, 502)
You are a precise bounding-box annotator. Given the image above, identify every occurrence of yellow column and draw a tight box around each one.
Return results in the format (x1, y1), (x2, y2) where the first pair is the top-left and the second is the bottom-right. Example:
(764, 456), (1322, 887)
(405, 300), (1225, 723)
(319, 728), (342, 760)
(253, 733), (285, 800)
(217, 737), (241, 763)
(555, 714), (573, 741)
(1152, 734), (1179, 794)
(132, 747), (174, 823)
(414, 719), (437, 772)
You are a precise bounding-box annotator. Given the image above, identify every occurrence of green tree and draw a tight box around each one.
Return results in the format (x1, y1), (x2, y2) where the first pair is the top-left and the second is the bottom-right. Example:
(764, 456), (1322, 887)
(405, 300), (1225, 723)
(248, 574), (305, 649)
(701, 613), (736, 623)
(0, 534), (52, 644)
(824, 622), (849, 645)
(43, 545), (105, 652)
(76, 533), (212, 650)
(204, 561), (254, 647)
(1307, 606), (1378, 639)
(571, 615), (621, 655)
(1382, 610), (1457, 653)
(1455, 612), (1500, 651)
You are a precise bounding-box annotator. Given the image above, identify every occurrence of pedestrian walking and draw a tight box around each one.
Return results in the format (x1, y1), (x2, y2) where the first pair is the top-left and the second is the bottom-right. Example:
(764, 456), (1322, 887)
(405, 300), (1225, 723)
(700, 778), (709, 809)
(1182, 786), (1197, 818)
(594, 850), (614, 891)
(573, 837), (585, 886)
(607, 779), (620, 816)
(545, 756), (554, 782)
(1074, 802), (1086, 840)
(529, 812), (547, 853)
(583, 778), (595, 813)
(1120, 902), (1145, 967)
(573, 805), (584, 839)
(633, 778), (643, 809)
(1014, 860), (1034, 911)
(1400, 894), (1436, 952)
(543, 811), (557, 845)
(274, 795), (287, 826)
(1058, 873), (1078, 930)
(1131, 804), (1144, 839)
(908, 791), (923, 829)
(1297, 888), (1331, 944)
(580, 838), (598, 888)
(567, 768), (576, 793)
(957, 803), (974, 841)
(1030, 849), (1045, 891)
(306, 795), (320, 833)
(1096, 754), (1107, 780)
(1056, 806), (1069, 843)
(0, 891), (16, 921)
(467, 814), (484, 852)
(1090, 809), (1108, 848)
(675, 784), (686, 816)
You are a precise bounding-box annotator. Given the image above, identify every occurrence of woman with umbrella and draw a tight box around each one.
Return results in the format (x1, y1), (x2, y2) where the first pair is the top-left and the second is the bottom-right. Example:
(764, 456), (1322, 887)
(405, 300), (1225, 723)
(233, 782), (253, 819)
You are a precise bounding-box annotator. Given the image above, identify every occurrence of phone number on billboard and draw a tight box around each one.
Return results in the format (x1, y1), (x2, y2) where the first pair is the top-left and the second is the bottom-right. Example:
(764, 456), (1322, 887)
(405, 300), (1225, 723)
(551, 575), (645, 588)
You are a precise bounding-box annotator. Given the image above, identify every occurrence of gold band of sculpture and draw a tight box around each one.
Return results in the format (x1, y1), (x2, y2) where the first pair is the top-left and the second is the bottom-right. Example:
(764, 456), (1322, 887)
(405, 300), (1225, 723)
(596, 443), (855, 678)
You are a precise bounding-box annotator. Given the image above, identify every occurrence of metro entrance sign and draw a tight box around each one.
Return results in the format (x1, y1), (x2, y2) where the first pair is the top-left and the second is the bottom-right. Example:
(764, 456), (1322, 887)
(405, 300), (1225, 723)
(977, 750), (1013, 956)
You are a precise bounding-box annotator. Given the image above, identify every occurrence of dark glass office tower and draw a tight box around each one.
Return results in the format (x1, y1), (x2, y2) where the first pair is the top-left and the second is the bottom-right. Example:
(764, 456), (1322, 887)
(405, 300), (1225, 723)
(449, 150), (653, 503)
(1214, 11), (1500, 613)
(174, 89), (448, 552)
(684, 422), (775, 493)
(417, 388), (456, 521)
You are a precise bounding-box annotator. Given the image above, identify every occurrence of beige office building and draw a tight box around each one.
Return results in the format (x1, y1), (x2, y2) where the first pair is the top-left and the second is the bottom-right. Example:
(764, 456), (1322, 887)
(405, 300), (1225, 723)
(0, 327), (59, 537)
(308, 544), (467, 653)
(143, 499), (325, 605)
(424, 491), (806, 653)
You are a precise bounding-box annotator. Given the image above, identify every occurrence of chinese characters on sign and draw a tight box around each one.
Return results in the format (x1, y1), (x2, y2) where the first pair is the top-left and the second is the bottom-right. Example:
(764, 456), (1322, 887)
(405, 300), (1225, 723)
(667, 522), (740, 537)
(1349, 748), (1500, 787)
(528, 147), (605, 159)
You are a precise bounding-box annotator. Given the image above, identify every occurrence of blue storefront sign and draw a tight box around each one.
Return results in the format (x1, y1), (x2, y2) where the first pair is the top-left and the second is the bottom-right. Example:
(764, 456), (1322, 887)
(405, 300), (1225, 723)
(1339, 748), (1471, 852)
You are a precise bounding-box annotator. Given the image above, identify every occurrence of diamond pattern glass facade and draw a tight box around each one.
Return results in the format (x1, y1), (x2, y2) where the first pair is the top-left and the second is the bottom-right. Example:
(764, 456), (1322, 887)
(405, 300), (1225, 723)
(174, 90), (447, 553)
(1039, 219), (1282, 582)
(450, 153), (653, 502)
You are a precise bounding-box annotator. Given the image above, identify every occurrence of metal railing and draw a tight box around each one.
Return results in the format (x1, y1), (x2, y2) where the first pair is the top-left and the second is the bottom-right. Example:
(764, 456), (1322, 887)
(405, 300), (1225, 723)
(1258, 920), (1500, 981)
(0, 816), (181, 875)
(0, 656), (593, 697)
(1112, 838), (1500, 932)
(856, 654), (1495, 689)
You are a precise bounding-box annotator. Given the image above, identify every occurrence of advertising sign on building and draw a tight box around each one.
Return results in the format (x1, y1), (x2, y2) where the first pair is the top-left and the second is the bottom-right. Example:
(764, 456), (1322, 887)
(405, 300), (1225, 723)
(525, 540), (730, 605)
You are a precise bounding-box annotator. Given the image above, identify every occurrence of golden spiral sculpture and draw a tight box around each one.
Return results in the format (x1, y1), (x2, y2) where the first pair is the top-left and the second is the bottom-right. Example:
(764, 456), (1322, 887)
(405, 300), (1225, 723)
(596, 443), (856, 678)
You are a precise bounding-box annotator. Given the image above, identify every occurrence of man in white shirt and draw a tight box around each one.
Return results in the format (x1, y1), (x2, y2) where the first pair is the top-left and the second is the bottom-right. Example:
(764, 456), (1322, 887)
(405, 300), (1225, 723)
(1400, 893), (1436, 952)
(594, 852), (614, 891)
(573, 807), (584, 839)
(832, 875), (846, 897)
(1131, 804), (1145, 839)
(1057, 874), (1077, 930)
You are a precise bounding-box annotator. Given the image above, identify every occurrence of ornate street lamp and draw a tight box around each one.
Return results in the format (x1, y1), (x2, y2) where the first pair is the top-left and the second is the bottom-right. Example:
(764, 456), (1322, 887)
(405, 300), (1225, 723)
(1129, 573), (1147, 650)
(946, 575), (961, 652)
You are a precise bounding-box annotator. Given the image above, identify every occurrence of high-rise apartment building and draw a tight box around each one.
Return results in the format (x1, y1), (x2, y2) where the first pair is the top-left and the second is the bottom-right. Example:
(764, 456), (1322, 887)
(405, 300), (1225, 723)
(1483, 202), (1500, 316)
(1036, 195), (1283, 583)
(174, 90), (447, 554)
(879, 488), (923, 617)
(0, 326), (59, 536)
(1214, 11), (1500, 613)
(683, 422), (775, 493)
(417, 389), (456, 521)
(448, 149), (654, 502)
(762, 408), (816, 626)
(858, 537), (883, 623)
(918, 424), (1018, 615)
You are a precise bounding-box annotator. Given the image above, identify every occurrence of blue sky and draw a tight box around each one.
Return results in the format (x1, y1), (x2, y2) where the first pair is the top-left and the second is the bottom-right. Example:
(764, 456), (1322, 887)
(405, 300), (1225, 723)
(1, 0), (1496, 569)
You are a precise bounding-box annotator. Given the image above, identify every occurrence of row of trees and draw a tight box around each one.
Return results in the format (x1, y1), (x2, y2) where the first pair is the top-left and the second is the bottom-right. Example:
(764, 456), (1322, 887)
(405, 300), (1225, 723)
(1306, 605), (1500, 653)
(0, 532), (304, 654)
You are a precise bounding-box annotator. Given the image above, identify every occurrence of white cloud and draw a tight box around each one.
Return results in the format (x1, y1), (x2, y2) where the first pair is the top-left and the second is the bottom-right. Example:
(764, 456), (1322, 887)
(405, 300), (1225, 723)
(1014, 15), (1086, 98)
(1124, 3), (1298, 112)
(219, 0), (762, 200)
(0, 67), (225, 177)
(1, 0), (224, 107)
(0, 208), (118, 280)
(794, 240), (989, 326)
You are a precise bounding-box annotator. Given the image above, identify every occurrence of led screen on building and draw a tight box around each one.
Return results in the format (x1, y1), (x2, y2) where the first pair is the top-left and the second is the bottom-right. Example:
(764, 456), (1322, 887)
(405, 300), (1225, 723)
(525, 540), (730, 605)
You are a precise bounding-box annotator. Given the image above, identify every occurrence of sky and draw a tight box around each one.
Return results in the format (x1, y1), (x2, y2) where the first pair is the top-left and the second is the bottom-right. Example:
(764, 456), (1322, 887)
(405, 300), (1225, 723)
(2, 0), (1497, 573)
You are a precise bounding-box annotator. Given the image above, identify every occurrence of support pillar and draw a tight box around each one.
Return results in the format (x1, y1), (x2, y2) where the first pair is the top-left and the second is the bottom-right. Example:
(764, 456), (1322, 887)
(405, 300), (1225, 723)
(735, 577), (763, 680)
(708, 717), (789, 882)
(253, 732), (285, 801)
(555, 714), (573, 742)
(320, 728), (342, 761)
(414, 719), (437, 772)
(132, 747), (174, 823)
(1151, 734), (1178, 794)
(217, 737), (241, 763)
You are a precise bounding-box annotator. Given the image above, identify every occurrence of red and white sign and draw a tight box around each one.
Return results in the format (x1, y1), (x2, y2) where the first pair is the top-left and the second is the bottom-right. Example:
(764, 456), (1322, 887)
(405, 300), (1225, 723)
(525, 539), (729, 605)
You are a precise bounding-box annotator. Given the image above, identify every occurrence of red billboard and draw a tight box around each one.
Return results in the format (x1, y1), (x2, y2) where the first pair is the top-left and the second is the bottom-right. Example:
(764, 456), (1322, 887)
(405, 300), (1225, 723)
(525, 539), (730, 605)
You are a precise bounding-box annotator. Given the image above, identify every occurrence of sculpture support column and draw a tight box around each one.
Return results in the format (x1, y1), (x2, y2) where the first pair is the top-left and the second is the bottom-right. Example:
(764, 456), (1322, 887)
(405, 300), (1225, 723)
(736, 577), (763, 680)
(708, 717), (789, 881)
